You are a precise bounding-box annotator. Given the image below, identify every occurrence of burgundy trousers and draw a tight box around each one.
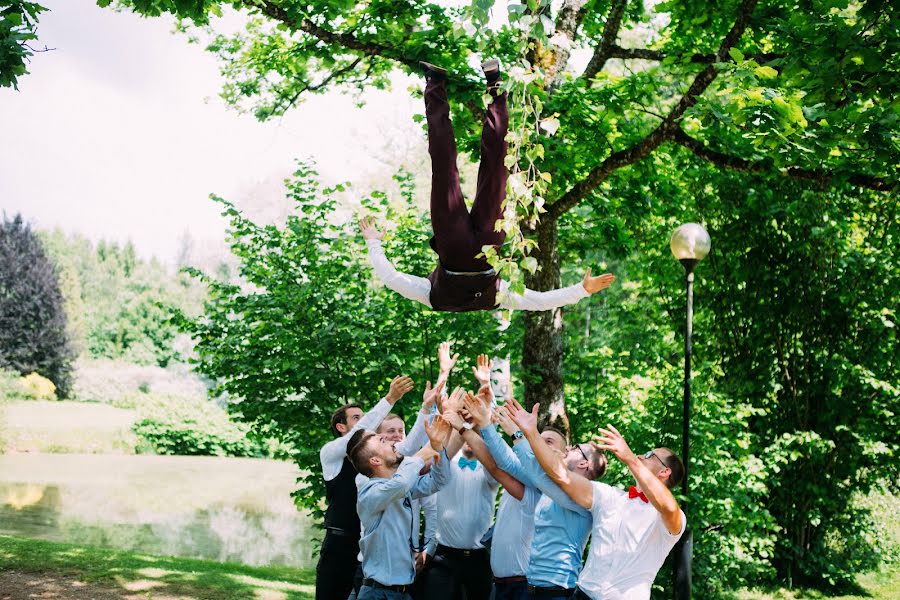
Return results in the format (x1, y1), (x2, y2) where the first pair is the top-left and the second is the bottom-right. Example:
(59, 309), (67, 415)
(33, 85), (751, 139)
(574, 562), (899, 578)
(425, 79), (509, 272)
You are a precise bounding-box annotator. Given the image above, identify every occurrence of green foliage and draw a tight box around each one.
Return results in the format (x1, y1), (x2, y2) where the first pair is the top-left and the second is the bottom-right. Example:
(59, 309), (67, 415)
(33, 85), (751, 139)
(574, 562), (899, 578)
(131, 394), (268, 458)
(178, 162), (514, 522)
(0, 215), (75, 397)
(39, 231), (206, 367)
(0, 1), (45, 89)
(94, 0), (899, 592)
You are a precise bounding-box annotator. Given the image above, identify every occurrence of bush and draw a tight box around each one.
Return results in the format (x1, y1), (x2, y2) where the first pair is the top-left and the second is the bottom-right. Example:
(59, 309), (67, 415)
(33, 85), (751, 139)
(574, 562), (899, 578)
(18, 372), (57, 401)
(131, 394), (267, 458)
(72, 358), (209, 405)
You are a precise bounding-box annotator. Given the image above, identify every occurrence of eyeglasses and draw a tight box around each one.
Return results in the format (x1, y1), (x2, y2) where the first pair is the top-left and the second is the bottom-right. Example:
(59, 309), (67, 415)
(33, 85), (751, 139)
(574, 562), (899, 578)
(642, 450), (667, 470)
(569, 444), (589, 462)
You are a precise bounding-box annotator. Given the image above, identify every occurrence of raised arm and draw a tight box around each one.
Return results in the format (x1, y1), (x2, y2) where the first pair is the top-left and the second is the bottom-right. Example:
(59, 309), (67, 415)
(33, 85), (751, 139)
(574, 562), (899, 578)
(359, 456), (426, 515)
(444, 401), (526, 501)
(320, 375), (414, 479)
(360, 217), (432, 306)
(595, 425), (683, 535)
(499, 268), (615, 312)
(411, 415), (453, 499)
(500, 399), (593, 513)
(396, 380), (444, 456)
(436, 342), (459, 388)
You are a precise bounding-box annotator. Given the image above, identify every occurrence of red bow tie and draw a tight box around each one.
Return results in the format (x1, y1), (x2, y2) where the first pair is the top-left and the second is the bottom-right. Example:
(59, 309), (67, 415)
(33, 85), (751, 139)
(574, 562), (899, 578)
(628, 486), (649, 503)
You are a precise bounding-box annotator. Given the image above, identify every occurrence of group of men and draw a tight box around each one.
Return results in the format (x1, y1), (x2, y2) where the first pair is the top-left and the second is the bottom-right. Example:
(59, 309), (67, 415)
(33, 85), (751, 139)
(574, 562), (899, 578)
(314, 59), (683, 600)
(315, 343), (686, 600)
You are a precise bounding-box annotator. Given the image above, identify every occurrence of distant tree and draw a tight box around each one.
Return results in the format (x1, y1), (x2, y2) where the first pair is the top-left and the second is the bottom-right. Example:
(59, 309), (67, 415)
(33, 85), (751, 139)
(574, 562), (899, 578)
(0, 214), (74, 397)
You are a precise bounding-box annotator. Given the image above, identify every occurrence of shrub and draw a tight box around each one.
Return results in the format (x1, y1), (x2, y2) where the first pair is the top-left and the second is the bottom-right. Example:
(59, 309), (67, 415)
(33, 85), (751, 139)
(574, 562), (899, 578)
(131, 394), (267, 458)
(18, 372), (57, 401)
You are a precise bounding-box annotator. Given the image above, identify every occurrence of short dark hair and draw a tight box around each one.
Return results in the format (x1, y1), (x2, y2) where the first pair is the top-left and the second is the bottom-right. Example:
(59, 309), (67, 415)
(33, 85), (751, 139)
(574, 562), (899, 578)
(586, 443), (608, 480)
(347, 429), (377, 477)
(657, 448), (684, 489)
(540, 426), (568, 445)
(330, 404), (362, 437)
(377, 413), (405, 433)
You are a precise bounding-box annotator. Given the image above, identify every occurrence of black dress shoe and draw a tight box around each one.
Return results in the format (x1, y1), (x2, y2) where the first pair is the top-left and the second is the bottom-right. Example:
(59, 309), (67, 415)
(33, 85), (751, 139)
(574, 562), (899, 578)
(481, 59), (502, 84)
(420, 61), (448, 81)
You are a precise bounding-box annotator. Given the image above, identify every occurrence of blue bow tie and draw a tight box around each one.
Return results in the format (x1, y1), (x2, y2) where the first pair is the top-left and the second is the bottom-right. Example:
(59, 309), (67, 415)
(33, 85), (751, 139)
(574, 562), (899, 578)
(458, 456), (478, 471)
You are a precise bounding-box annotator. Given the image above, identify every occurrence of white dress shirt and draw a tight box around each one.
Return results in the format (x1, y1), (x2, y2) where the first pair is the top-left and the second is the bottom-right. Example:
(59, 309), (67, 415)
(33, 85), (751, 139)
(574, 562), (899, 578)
(431, 452), (499, 550)
(577, 482), (687, 599)
(319, 397), (393, 481)
(366, 239), (590, 311)
(490, 485), (540, 577)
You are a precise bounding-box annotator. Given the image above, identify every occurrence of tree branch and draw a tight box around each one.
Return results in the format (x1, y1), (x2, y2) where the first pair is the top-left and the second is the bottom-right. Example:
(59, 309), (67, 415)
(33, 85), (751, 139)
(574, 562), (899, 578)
(274, 56), (365, 114)
(582, 0), (630, 80)
(244, 0), (419, 69)
(549, 0), (760, 219)
(670, 128), (895, 192)
(605, 46), (781, 65)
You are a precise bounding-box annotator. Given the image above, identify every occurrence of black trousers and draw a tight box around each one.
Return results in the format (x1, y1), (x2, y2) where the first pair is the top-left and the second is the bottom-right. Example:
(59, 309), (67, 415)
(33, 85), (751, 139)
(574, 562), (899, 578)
(315, 532), (360, 600)
(421, 544), (492, 600)
(425, 78), (509, 272)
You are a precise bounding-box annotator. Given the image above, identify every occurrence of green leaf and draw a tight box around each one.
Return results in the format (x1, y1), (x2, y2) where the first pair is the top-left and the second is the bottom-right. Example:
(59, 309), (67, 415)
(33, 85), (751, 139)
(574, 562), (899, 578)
(754, 66), (778, 79)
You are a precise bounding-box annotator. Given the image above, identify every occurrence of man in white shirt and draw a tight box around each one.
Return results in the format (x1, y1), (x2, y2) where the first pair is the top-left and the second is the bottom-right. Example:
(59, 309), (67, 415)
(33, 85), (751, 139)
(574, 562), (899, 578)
(508, 403), (686, 600)
(315, 375), (415, 600)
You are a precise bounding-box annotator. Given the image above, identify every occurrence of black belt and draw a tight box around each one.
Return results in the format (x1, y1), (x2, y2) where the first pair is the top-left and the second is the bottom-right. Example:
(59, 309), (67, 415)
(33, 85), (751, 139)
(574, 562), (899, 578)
(436, 544), (488, 558)
(325, 527), (358, 538)
(494, 575), (528, 584)
(572, 588), (591, 600)
(528, 584), (576, 597)
(362, 578), (410, 593)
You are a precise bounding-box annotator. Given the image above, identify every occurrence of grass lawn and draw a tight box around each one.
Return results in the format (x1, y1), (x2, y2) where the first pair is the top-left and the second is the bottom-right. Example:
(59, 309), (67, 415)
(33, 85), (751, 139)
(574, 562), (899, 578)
(0, 535), (316, 599)
(729, 566), (900, 600)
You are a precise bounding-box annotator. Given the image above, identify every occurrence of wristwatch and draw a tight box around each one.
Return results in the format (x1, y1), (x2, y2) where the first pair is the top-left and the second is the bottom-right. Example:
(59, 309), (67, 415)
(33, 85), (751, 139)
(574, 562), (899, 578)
(458, 422), (474, 434)
(512, 430), (524, 440)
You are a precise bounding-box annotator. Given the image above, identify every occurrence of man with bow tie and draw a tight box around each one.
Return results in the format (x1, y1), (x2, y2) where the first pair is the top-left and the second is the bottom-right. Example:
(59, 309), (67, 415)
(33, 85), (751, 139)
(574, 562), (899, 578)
(509, 405), (686, 600)
(420, 389), (503, 600)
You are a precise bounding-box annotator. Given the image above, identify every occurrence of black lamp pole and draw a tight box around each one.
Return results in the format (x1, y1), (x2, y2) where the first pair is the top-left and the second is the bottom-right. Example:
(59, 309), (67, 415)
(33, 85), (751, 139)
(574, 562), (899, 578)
(673, 258), (697, 600)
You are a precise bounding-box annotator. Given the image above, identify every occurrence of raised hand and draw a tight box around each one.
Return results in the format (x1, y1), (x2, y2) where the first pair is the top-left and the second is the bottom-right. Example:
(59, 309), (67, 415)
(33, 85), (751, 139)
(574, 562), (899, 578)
(386, 375), (414, 405)
(443, 386), (467, 415)
(582, 267), (615, 295)
(593, 424), (635, 463)
(438, 341), (459, 375)
(422, 380), (445, 413)
(492, 406), (518, 437)
(463, 390), (492, 429)
(506, 397), (539, 435)
(475, 383), (493, 407)
(425, 414), (452, 453)
(441, 409), (465, 431)
(359, 216), (384, 241)
(472, 354), (493, 387)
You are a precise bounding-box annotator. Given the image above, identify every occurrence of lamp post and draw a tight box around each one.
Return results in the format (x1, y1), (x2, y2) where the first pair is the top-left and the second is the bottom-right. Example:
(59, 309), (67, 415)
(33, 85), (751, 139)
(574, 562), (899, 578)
(669, 223), (710, 600)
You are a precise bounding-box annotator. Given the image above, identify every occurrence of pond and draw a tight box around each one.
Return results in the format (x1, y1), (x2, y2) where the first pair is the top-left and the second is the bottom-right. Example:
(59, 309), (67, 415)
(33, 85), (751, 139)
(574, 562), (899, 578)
(0, 453), (317, 568)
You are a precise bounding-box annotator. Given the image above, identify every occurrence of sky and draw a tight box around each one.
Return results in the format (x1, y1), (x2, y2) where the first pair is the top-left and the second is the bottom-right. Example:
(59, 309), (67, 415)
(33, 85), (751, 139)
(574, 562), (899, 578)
(0, 0), (424, 265)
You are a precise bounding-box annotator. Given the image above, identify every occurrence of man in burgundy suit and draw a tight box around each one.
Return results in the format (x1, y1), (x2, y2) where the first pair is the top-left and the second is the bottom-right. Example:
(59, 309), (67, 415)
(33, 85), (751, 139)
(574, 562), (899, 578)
(359, 60), (614, 312)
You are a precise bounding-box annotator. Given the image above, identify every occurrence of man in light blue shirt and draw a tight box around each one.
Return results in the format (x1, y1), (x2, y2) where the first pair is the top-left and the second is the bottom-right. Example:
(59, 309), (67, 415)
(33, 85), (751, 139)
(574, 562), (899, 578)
(349, 414), (452, 599)
(471, 397), (607, 599)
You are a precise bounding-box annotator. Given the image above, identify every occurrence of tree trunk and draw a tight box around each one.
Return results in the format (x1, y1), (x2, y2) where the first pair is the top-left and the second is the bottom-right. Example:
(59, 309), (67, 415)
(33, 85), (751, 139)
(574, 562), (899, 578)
(522, 218), (570, 436)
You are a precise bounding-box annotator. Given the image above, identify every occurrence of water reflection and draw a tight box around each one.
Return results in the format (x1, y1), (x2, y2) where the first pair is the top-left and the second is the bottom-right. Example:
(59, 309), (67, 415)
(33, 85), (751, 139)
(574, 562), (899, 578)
(0, 455), (316, 568)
